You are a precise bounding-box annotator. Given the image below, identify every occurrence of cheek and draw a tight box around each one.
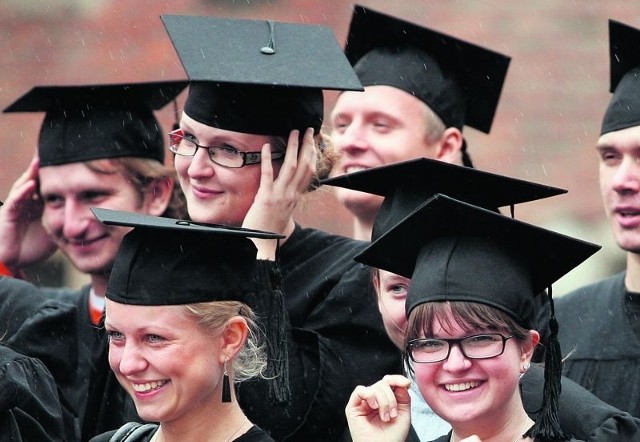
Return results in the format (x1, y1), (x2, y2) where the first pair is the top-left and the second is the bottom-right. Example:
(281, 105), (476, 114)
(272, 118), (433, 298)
(173, 157), (191, 178)
(107, 346), (123, 373)
(41, 207), (62, 233)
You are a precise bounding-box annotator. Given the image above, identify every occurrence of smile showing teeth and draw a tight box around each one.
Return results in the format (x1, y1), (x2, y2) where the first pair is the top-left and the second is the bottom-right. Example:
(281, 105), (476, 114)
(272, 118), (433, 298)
(345, 166), (368, 173)
(444, 381), (480, 392)
(132, 380), (168, 393)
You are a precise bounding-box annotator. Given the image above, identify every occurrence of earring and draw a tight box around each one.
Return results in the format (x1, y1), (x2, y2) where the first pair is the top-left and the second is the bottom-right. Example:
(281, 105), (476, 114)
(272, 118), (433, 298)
(522, 362), (531, 372)
(222, 360), (231, 403)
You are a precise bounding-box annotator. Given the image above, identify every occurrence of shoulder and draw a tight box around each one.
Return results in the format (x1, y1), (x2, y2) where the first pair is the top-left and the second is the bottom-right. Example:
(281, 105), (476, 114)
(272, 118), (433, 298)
(556, 272), (625, 320)
(284, 225), (367, 257)
(234, 425), (275, 442)
(90, 423), (158, 442)
(558, 272), (625, 305)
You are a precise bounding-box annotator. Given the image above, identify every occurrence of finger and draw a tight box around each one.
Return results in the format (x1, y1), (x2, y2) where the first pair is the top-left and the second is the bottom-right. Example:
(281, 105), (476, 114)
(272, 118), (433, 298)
(290, 127), (316, 193)
(370, 381), (398, 422)
(258, 143), (274, 192)
(346, 385), (379, 415)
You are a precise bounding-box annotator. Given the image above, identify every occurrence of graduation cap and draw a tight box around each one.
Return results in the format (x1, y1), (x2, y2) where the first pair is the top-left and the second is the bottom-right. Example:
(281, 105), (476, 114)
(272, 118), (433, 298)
(92, 207), (286, 240)
(321, 158), (566, 241)
(357, 194), (600, 442)
(344, 4), (510, 134)
(161, 14), (363, 137)
(3, 81), (188, 167)
(94, 207), (290, 403)
(601, 19), (640, 135)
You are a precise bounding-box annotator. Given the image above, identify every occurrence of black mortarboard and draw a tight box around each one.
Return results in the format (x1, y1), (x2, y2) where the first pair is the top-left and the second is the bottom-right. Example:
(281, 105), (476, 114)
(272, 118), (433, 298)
(344, 5), (510, 133)
(357, 194), (600, 442)
(161, 14), (363, 137)
(354, 194), (600, 323)
(94, 208), (290, 403)
(321, 158), (566, 241)
(601, 20), (640, 135)
(4, 81), (187, 167)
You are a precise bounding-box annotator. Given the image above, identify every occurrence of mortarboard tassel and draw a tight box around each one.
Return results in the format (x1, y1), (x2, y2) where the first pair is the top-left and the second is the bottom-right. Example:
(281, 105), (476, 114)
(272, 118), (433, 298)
(525, 287), (571, 442)
(254, 260), (291, 405)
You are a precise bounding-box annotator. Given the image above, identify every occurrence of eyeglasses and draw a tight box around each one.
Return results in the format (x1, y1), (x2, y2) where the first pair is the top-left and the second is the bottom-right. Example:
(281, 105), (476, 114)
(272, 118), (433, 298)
(407, 333), (514, 363)
(168, 129), (285, 168)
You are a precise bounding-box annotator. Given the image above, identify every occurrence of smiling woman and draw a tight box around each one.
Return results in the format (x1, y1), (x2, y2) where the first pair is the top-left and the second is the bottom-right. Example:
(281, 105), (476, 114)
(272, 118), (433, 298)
(345, 194), (601, 442)
(88, 209), (285, 442)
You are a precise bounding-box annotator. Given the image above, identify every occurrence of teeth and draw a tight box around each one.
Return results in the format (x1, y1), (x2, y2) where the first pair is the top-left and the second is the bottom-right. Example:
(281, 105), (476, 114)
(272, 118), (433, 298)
(345, 166), (368, 173)
(132, 380), (168, 393)
(445, 381), (480, 392)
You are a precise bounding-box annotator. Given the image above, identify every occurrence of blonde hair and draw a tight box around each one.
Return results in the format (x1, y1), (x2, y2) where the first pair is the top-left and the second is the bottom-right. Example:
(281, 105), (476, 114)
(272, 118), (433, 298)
(183, 300), (267, 382)
(85, 157), (187, 219)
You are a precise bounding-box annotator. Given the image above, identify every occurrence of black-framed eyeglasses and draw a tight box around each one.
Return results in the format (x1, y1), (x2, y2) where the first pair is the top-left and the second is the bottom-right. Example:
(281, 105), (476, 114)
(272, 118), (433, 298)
(407, 333), (514, 364)
(168, 129), (285, 168)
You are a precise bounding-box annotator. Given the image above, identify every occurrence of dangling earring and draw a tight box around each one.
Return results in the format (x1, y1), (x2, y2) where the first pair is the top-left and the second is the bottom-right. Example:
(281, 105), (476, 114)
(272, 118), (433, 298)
(522, 362), (531, 372)
(222, 360), (232, 403)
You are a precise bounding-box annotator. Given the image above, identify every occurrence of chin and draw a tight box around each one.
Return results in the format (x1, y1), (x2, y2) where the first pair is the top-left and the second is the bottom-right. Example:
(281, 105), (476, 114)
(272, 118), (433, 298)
(338, 189), (383, 216)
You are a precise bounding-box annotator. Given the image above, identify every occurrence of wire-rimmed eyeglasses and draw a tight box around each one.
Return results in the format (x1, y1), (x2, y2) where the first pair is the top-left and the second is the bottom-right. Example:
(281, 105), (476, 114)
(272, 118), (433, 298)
(407, 333), (514, 363)
(168, 129), (285, 168)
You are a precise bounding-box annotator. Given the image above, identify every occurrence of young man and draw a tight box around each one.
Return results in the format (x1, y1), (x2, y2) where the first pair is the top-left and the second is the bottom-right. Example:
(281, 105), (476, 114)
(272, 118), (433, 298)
(555, 19), (640, 418)
(0, 80), (186, 440)
(329, 5), (509, 240)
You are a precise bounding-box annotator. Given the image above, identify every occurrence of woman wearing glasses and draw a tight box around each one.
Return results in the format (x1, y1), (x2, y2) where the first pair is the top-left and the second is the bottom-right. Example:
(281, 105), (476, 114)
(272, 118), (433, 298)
(345, 195), (603, 442)
(160, 15), (400, 441)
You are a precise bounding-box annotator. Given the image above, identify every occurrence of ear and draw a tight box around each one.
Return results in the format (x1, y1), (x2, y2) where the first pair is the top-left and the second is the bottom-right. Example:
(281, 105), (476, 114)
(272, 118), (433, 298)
(219, 317), (249, 363)
(143, 177), (174, 216)
(434, 127), (464, 164)
(520, 330), (540, 367)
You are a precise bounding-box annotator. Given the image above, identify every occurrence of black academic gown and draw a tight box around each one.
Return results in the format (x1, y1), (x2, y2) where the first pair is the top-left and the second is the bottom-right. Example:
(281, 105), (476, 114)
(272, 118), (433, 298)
(555, 272), (640, 418)
(0, 277), (139, 441)
(238, 225), (401, 441)
(0, 345), (74, 442)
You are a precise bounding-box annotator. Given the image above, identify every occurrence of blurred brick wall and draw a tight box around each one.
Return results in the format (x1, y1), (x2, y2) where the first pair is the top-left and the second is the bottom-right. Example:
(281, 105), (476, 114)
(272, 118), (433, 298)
(1, 0), (638, 292)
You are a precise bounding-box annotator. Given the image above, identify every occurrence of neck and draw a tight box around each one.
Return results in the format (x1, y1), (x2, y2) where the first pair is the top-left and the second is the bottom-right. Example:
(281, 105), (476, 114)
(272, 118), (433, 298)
(90, 273), (108, 298)
(625, 252), (640, 292)
(158, 401), (250, 442)
(352, 216), (374, 241)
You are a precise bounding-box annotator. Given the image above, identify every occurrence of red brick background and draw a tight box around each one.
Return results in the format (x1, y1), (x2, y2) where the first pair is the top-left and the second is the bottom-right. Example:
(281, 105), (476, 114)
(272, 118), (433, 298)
(1, 0), (638, 293)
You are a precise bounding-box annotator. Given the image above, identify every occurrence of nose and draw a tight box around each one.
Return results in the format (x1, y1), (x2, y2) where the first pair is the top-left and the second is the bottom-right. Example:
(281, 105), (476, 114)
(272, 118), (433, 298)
(186, 146), (215, 179)
(442, 343), (472, 372)
(611, 156), (640, 194)
(335, 120), (369, 156)
(118, 342), (147, 376)
(62, 200), (91, 239)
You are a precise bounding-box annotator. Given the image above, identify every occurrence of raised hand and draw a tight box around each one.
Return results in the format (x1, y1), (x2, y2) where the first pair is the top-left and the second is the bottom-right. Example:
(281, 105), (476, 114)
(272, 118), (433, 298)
(346, 374), (412, 442)
(243, 128), (316, 259)
(0, 154), (57, 272)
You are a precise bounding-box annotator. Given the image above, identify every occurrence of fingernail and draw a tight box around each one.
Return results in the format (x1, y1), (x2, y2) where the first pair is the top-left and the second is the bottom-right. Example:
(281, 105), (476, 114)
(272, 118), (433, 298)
(383, 412), (390, 422)
(390, 407), (398, 418)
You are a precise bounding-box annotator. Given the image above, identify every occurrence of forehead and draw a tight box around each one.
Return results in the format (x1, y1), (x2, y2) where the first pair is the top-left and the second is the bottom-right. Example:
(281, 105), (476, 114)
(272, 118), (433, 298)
(597, 125), (640, 151)
(105, 301), (190, 329)
(332, 85), (429, 118)
(180, 111), (271, 146)
(38, 161), (131, 192)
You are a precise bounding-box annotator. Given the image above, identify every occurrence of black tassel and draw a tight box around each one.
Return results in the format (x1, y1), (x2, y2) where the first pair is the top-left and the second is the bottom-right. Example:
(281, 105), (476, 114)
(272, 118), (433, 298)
(222, 363), (232, 403)
(252, 259), (291, 405)
(264, 266), (291, 404)
(525, 287), (571, 442)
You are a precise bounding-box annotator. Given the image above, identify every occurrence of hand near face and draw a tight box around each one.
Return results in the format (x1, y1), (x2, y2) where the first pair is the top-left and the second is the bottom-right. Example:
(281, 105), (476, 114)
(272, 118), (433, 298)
(346, 374), (412, 442)
(0, 153), (57, 271)
(243, 128), (316, 259)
